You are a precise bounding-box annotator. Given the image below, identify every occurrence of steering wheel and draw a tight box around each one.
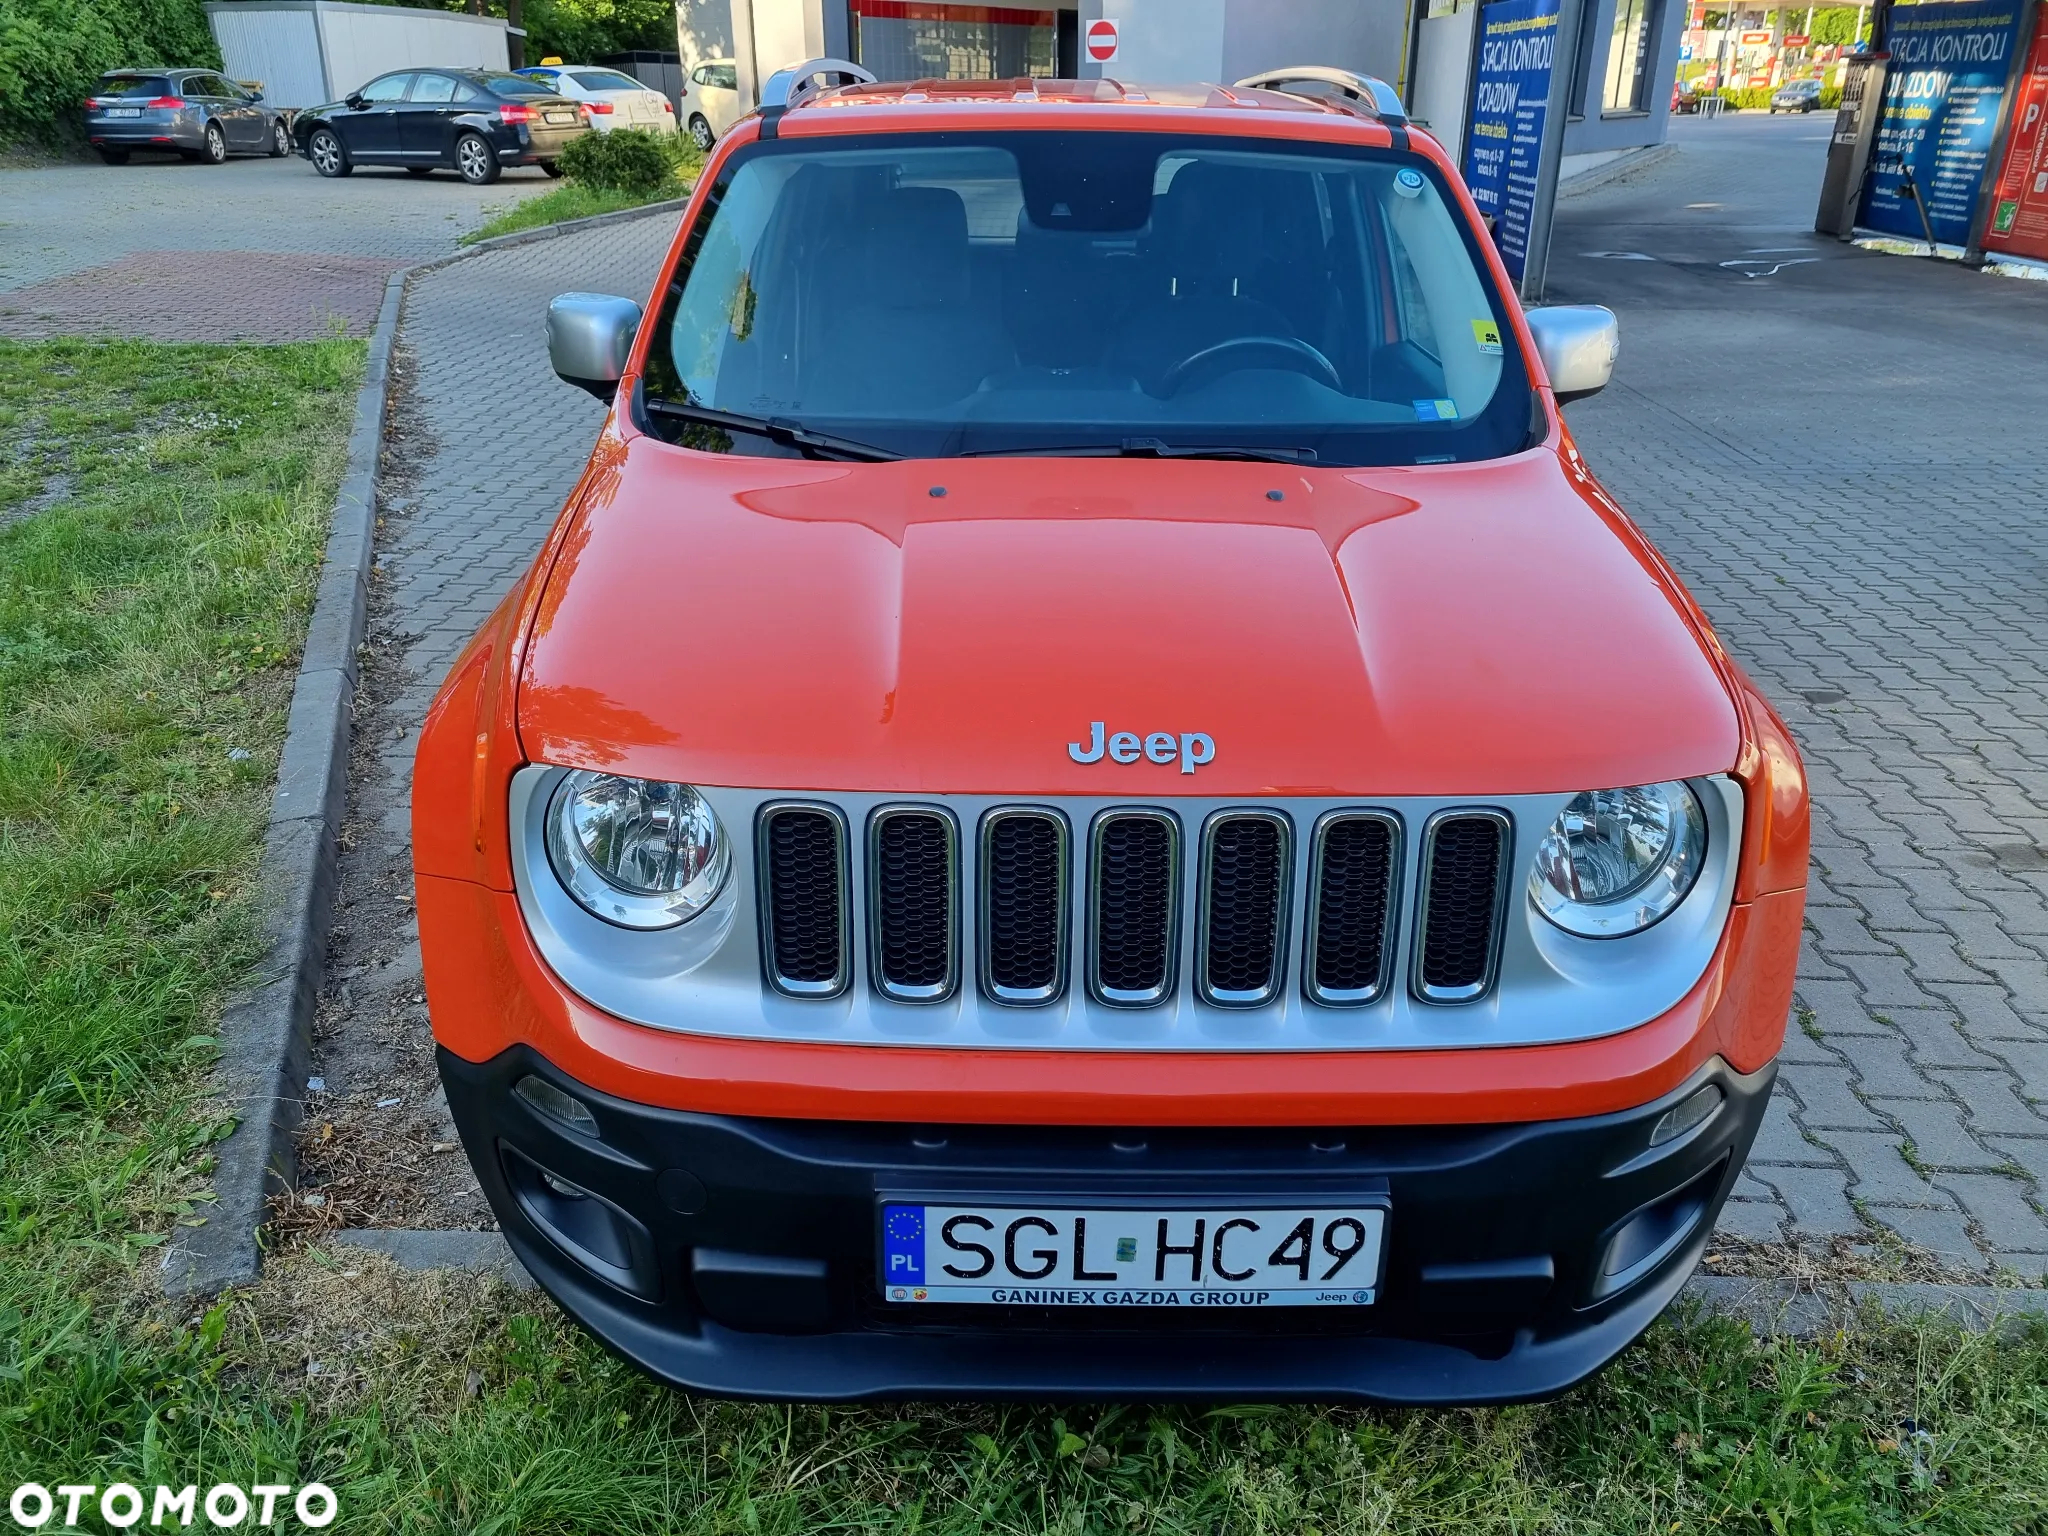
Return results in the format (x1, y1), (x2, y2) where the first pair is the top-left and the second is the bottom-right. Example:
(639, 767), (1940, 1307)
(1159, 335), (1343, 397)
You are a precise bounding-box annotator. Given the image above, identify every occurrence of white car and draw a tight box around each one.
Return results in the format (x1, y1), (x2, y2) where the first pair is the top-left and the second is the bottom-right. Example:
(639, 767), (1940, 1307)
(683, 59), (741, 150)
(516, 65), (676, 133)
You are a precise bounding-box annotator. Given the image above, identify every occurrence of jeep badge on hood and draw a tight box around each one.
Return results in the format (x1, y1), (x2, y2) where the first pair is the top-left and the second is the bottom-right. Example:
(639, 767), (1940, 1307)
(1068, 722), (1216, 775)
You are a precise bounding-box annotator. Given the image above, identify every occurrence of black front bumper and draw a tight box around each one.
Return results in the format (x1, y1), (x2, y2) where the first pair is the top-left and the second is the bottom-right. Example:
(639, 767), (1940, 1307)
(439, 1046), (1773, 1403)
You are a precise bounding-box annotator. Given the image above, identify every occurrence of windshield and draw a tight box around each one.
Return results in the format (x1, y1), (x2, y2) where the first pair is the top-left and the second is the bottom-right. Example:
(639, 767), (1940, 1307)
(644, 131), (1532, 465)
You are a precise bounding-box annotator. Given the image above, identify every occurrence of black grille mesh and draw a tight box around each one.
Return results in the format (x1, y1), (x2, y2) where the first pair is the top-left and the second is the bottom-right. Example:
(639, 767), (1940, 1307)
(764, 810), (844, 986)
(1094, 816), (1176, 996)
(1312, 817), (1395, 996)
(1203, 817), (1285, 997)
(1419, 816), (1504, 993)
(985, 815), (1063, 995)
(874, 813), (953, 992)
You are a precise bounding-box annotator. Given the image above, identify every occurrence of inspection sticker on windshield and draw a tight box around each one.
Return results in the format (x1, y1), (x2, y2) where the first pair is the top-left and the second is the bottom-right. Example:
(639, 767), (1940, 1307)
(878, 1201), (1387, 1307)
(1413, 398), (1459, 421)
(1471, 319), (1504, 355)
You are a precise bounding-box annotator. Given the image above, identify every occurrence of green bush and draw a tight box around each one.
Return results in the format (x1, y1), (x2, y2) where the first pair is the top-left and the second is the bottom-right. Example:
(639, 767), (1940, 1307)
(557, 126), (678, 195)
(0, 0), (219, 149)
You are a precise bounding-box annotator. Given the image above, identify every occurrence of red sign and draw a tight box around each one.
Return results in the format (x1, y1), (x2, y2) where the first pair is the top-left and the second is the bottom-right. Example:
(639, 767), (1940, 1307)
(1985, 10), (2048, 261)
(1085, 17), (1119, 62)
(1784, 33), (1809, 45)
(1740, 29), (1772, 44)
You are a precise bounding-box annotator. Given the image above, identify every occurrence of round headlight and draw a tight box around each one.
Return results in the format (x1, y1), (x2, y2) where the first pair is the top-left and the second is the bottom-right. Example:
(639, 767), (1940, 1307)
(545, 771), (730, 930)
(1529, 781), (1706, 938)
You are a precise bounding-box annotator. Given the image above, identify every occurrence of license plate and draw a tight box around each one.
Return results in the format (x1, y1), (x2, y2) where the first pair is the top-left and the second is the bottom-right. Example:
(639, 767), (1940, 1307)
(879, 1200), (1387, 1308)
(545, 111), (576, 124)
(107, 108), (141, 118)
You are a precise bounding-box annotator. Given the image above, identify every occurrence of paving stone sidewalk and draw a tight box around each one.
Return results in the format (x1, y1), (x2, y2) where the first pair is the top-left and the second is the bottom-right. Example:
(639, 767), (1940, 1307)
(329, 127), (2048, 1281)
(1552, 115), (2048, 1277)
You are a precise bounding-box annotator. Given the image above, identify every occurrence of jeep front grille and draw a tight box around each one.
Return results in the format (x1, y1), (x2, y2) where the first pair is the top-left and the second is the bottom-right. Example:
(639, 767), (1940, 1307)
(867, 807), (959, 1002)
(979, 809), (1068, 1005)
(756, 803), (850, 997)
(1305, 811), (1399, 1005)
(1413, 810), (1512, 1003)
(753, 799), (1519, 1011)
(1197, 811), (1291, 1007)
(1089, 810), (1181, 1006)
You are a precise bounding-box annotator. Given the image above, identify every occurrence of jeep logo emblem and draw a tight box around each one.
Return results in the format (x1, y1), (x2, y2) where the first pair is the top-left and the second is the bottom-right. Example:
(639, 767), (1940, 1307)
(1068, 722), (1215, 776)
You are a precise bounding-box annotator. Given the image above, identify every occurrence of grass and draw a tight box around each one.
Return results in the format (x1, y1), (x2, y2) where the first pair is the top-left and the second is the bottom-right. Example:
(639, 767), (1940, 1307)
(3, 337), (2048, 1531)
(462, 138), (705, 246)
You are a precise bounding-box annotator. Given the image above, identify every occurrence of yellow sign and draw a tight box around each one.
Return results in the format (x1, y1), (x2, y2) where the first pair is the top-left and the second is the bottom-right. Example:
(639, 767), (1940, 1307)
(1471, 319), (1503, 355)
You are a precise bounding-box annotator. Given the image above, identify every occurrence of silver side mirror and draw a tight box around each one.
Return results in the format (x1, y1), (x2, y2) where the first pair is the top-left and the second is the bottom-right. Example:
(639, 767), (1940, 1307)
(547, 292), (643, 401)
(1524, 305), (1619, 405)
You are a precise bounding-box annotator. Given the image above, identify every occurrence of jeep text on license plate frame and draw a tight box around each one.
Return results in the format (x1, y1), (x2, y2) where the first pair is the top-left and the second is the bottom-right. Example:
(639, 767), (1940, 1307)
(877, 1199), (1390, 1307)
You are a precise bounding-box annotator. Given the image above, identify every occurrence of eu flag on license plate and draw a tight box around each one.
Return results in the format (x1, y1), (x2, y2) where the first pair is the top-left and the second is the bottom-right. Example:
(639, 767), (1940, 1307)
(881, 1204), (924, 1284)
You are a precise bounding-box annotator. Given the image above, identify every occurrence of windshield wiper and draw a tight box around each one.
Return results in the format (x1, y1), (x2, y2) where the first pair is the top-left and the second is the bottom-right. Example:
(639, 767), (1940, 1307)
(643, 397), (902, 462)
(960, 436), (1317, 464)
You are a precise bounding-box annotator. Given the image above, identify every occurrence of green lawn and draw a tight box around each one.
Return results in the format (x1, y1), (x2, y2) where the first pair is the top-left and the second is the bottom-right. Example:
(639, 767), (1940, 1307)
(462, 139), (705, 246)
(2, 338), (2047, 1532)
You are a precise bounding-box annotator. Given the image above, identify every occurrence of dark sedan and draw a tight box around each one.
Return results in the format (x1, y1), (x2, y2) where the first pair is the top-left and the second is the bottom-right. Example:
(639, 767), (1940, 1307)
(294, 69), (588, 184)
(83, 69), (292, 166)
(1769, 79), (1825, 113)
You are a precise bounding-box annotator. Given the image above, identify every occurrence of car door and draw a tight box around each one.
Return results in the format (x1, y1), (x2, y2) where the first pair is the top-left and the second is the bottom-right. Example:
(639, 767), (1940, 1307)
(342, 72), (413, 160)
(218, 77), (266, 149)
(187, 75), (239, 148)
(399, 72), (463, 161)
(694, 63), (740, 134)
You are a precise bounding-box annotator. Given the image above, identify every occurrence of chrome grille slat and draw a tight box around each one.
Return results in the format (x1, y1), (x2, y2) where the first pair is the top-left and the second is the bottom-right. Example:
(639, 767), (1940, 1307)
(756, 803), (850, 997)
(979, 809), (1069, 1005)
(1088, 809), (1181, 1007)
(1305, 810), (1400, 1006)
(1413, 810), (1512, 1004)
(867, 806), (959, 1003)
(1197, 811), (1291, 1007)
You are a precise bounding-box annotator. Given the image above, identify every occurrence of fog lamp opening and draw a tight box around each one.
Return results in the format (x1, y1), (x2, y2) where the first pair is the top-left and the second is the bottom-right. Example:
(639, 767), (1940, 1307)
(1649, 1083), (1724, 1147)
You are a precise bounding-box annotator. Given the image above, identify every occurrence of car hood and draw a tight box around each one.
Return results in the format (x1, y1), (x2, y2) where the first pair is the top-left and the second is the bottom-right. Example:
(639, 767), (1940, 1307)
(517, 432), (1741, 796)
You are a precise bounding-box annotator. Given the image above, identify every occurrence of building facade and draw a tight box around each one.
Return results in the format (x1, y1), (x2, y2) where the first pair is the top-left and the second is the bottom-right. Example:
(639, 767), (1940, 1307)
(718, 0), (1682, 164)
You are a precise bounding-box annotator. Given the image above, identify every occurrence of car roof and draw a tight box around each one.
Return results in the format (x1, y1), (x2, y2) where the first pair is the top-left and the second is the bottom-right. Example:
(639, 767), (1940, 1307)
(769, 77), (1408, 140)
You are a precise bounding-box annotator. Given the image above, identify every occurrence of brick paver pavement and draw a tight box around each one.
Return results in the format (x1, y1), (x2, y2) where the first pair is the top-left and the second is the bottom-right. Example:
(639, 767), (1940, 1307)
(341, 119), (2048, 1278)
(1552, 113), (2048, 1276)
(0, 250), (406, 341)
(0, 154), (558, 341)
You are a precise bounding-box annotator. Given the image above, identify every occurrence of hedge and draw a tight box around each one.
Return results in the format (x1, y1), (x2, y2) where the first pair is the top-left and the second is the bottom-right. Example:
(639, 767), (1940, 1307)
(0, 0), (220, 148)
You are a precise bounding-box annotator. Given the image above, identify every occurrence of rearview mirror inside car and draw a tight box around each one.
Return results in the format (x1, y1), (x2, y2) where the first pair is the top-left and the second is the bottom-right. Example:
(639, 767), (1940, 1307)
(1523, 305), (1619, 405)
(547, 293), (644, 401)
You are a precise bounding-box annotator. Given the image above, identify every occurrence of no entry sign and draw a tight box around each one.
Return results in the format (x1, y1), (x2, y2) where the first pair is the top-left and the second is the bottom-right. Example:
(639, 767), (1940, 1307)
(1086, 18), (1119, 62)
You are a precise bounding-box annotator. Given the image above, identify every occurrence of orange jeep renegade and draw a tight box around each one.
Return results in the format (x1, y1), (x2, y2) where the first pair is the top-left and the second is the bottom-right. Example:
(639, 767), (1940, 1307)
(414, 61), (1809, 1402)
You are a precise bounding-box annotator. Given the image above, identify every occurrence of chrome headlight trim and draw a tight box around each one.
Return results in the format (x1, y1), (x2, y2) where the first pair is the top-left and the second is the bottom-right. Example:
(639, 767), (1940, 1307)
(544, 769), (732, 930)
(1528, 781), (1707, 939)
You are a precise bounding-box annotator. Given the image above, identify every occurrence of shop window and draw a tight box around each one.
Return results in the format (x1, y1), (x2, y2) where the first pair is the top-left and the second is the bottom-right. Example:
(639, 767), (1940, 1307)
(1603, 0), (1654, 112)
(852, 1), (1056, 80)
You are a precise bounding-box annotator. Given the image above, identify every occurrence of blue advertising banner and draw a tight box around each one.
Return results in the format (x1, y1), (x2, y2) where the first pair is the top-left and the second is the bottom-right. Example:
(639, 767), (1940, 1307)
(1861, 0), (2026, 245)
(1462, 0), (1562, 280)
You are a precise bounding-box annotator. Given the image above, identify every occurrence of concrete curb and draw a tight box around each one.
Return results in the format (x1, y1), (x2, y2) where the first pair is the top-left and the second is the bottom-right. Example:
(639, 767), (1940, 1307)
(449, 193), (689, 260)
(162, 268), (405, 1297)
(1558, 141), (1677, 199)
(161, 193), (690, 1299)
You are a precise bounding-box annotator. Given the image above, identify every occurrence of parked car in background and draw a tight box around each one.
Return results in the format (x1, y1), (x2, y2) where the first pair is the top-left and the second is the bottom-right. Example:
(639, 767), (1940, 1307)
(1769, 79), (1824, 113)
(294, 69), (588, 184)
(682, 58), (741, 150)
(83, 69), (292, 166)
(516, 64), (677, 133)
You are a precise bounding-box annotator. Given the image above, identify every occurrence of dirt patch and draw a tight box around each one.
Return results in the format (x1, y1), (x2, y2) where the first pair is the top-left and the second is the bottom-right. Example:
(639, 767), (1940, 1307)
(286, 339), (492, 1237)
(1701, 1230), (2024, 1288)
